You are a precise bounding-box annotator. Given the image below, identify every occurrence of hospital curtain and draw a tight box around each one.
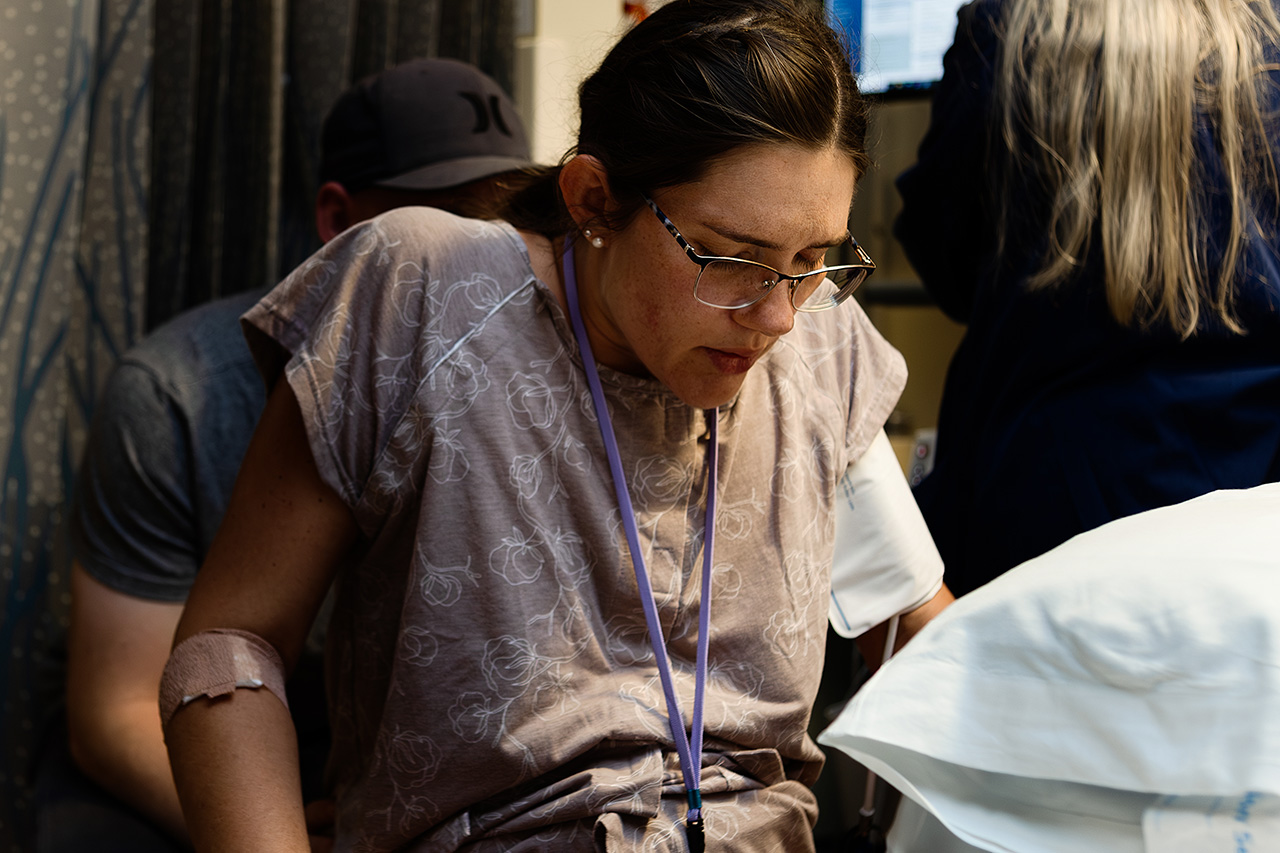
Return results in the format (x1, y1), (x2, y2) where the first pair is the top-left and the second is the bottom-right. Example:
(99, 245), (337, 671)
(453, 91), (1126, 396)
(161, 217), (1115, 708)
(0, 1), (515, 848)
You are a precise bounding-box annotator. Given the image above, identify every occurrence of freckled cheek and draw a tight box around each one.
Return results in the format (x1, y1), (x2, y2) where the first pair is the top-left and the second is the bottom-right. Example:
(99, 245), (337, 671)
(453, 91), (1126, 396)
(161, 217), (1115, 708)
(640, 301), (664, 337)
(636, 266), (689, 347)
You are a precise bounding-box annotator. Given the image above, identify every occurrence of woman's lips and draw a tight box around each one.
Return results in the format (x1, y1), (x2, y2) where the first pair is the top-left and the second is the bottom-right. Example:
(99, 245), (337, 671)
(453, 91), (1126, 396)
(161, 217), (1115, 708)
(704, 346), (763, 374)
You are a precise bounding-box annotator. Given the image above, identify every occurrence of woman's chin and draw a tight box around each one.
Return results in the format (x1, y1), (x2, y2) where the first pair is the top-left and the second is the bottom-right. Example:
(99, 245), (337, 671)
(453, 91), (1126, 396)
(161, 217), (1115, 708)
(669, 375), (748, 411)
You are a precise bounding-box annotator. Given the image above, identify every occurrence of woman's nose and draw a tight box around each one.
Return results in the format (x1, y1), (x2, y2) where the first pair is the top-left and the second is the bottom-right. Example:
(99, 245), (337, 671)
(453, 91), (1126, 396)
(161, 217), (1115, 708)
(733, 282), (796, 337)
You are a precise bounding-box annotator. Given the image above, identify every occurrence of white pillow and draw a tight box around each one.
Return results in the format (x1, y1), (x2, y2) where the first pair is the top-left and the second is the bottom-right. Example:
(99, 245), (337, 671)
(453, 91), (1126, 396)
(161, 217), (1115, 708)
(819, 484), (1280, 853)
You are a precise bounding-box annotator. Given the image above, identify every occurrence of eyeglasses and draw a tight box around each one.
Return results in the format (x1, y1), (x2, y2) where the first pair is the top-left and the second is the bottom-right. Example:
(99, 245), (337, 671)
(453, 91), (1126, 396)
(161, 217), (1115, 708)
(643, 195), (875, 312)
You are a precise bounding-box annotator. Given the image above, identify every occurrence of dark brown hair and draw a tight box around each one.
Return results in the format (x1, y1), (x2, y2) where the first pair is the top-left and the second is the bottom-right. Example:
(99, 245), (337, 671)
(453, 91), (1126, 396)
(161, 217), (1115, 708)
(502, 0), (870, 236)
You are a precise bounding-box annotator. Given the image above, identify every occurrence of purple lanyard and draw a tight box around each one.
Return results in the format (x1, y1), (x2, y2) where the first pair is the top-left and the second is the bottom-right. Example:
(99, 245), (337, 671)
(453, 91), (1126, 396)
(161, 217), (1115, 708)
(562, 239), (716, 845)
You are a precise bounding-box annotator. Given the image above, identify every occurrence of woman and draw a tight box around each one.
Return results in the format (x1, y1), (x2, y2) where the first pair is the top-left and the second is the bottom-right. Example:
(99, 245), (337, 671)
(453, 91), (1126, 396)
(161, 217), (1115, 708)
(161, 1), (951, 849)
(900, 0), (1280, 596)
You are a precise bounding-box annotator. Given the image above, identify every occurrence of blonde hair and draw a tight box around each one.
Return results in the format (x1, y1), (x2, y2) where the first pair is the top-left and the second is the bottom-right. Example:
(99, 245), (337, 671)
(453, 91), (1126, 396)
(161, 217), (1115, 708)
(994, 0), (1280, 335)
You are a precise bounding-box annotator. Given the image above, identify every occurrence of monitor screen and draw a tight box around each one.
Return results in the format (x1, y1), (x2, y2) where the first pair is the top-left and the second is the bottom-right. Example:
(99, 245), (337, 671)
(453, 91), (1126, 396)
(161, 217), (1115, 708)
(827, 0), (968, 95)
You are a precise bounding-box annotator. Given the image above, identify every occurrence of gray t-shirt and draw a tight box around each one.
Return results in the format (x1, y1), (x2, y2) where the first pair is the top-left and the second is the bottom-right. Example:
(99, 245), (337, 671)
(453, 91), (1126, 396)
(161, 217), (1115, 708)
(245, 207), (909, 851)
(72, 289), (267, 599)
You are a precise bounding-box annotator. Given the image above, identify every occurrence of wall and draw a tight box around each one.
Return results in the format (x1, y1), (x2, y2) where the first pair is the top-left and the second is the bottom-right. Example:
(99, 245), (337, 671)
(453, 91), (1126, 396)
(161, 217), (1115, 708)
(512, 0), (632, 165)
(852, 97), (966, 472)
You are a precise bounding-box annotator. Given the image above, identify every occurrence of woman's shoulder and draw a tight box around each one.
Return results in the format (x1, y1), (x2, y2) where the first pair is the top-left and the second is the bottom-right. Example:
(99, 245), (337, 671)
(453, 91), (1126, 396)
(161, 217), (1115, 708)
(247, 207), (545, 377)
(771, 301), (908, 455)
(354, 206), (532, 272)
(787, 297), (889, 361)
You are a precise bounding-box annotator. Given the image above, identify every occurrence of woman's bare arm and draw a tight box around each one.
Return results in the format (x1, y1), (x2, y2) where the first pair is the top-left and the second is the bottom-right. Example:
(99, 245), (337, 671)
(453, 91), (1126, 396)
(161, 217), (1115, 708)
(165, 379), (358, 852)
(855, 583), (955, 670)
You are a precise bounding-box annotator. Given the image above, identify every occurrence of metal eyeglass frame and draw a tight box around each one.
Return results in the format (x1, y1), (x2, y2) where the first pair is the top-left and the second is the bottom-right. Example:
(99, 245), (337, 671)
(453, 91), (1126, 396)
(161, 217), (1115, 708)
(642, 194), (875, 312)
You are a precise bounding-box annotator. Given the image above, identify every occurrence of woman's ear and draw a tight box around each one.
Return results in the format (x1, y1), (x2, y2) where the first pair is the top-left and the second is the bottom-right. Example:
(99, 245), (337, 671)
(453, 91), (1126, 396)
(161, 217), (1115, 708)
(558, 155), (617, 236)
(314, 181), (356, 243)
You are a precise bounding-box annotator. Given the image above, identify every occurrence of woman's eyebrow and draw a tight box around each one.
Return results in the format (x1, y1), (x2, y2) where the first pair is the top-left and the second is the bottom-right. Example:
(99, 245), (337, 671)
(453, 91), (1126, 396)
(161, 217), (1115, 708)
(703, 221), (850, 252)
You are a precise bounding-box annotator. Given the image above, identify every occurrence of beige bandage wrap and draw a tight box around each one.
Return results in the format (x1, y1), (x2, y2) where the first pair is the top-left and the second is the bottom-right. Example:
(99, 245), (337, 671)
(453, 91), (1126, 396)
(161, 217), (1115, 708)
(159, 628), (289, 729)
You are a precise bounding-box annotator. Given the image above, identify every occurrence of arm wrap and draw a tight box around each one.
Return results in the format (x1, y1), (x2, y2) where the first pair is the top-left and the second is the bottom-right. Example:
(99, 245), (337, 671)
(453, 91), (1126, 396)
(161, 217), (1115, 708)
(159, 628), (290, 730)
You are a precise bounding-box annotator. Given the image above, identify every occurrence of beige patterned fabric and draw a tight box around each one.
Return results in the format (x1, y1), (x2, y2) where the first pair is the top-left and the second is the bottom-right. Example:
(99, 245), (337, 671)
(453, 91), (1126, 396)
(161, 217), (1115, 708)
(244, 206), (909, 851)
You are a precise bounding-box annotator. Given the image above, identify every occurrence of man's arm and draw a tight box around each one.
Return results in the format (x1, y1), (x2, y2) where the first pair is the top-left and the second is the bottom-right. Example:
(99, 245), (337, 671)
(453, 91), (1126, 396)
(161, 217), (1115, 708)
(61, 352), (203, 843)
(65, 563), (189, 843)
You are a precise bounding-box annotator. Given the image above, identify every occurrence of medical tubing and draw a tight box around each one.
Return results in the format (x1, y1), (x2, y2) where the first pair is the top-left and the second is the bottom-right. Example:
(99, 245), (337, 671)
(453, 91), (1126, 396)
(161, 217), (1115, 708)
(562, 238), (713, 818)
(882, 614), (900, 664)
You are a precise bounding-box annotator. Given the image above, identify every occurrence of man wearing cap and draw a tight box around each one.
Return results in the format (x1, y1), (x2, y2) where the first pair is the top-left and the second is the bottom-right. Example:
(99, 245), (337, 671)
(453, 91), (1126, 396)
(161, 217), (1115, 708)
(34, 58), (531, 852)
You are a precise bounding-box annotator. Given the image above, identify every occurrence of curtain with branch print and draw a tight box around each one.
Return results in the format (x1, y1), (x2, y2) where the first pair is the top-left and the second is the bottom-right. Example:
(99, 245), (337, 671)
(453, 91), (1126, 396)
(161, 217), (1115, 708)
(0, 1), (515, 847)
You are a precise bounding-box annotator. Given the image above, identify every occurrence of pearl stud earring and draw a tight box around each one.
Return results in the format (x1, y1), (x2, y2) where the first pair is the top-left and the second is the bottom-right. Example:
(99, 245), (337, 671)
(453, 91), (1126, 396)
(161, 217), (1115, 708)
(583, 228), (604, 249)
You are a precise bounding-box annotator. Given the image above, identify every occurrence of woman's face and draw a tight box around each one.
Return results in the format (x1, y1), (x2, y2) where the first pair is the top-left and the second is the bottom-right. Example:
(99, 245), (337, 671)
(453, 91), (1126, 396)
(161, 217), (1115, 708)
(578, 142), (858, 410)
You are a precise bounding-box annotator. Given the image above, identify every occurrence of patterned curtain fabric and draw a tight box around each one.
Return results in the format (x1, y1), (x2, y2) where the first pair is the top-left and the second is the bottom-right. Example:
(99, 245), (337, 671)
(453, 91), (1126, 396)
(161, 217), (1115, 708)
(0, 1), (514, 847)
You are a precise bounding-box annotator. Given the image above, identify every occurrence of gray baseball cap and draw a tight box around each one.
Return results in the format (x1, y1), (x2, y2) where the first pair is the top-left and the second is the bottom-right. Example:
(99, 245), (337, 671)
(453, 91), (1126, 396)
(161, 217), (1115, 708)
(320, 58), (532, 193)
